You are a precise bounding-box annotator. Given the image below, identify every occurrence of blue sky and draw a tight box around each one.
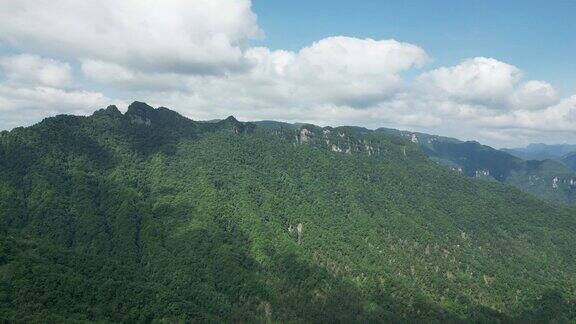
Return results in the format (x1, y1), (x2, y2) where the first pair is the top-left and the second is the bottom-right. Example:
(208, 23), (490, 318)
(253, 0), (576, 94)
(0, 0), (575, 147)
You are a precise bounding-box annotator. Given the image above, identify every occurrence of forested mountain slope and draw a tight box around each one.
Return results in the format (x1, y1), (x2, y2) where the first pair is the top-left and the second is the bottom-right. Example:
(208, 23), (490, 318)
(253, 123), (576, 205)
(372, 129), (576, 205)
(504, 143), (576, 174)
(1, 102), (575, 322)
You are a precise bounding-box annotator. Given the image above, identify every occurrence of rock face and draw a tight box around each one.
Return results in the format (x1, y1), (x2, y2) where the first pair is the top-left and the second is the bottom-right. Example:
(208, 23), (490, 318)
(131, 115), (152, 126)
(450, 167), (463, 173)
(297, 223), (303, 245)
(475, 169), (490, 178)
(291, 124), (407, 161)
(331, 144), (343, 153)
(126, 101), (154, 126)
(553, 177), (559, 189)
(260, 301), (272, 321)
(298, 128), (313, 144)
(287, 223), (303, 244)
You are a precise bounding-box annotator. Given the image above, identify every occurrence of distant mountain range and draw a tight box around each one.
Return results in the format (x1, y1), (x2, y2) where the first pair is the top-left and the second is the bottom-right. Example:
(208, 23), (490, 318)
(503, 143), (576, 162)
(503, 143), (576, 175)
(500, 143), (576, 174)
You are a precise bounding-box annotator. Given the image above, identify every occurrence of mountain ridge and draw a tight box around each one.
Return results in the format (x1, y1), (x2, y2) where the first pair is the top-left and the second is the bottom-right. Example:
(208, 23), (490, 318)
(6, 105), (576, 204)
(1, 102), (575, 322)
(503, 143), (576, 161)
(253, 120), (576, 205)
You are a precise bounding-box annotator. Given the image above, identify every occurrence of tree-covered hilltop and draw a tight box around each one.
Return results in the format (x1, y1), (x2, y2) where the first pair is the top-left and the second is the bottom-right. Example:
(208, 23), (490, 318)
(1, 102), (575, 322)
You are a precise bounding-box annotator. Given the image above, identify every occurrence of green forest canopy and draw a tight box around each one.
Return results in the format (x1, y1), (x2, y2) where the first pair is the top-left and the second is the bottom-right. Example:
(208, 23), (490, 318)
(0, 102), (575, 322)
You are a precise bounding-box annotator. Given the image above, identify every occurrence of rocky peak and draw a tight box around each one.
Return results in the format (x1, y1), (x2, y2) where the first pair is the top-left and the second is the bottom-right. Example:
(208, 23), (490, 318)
(215, 115), (255, 135)
(93, 105), (122, 118)
(224, 116), (239, 123)
(105, 105), (120, 113)
(298, 128), (313, 144)
(126, 101), (155, 126)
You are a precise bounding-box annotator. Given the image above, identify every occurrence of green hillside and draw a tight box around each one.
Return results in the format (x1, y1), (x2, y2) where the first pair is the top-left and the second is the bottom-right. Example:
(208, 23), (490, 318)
(256, 124), (576, 205)
(369, 130), (576, 205)
(1, 102), (575, 322)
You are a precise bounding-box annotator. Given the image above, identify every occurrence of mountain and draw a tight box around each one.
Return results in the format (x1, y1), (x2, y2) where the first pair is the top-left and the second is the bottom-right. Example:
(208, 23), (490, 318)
(255, 123), (576, 205)
(251, 120), (300, 129)
(503, 143), (576, 161)
(563, 152), (576, 172)
(1, 102), (576, 322)
(398, 134), (576, 205)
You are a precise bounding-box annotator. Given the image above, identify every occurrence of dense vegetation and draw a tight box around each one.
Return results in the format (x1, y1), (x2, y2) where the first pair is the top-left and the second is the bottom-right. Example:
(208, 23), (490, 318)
(369, 128), (576, 205)
(1, 102), (576, 322)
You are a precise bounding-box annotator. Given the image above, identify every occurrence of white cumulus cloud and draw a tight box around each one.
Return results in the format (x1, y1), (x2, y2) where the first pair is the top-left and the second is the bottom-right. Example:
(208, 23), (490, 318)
(0, 54), (74, 88)
(264, 37), (428, 107)
(416, 57), (522, 108)
(0, 0), (574, 147)
(0, 84), (118, 130)
(0, 0), (261, 75)
(0, 54), (120, 130)
(511, 80), (558, 111)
